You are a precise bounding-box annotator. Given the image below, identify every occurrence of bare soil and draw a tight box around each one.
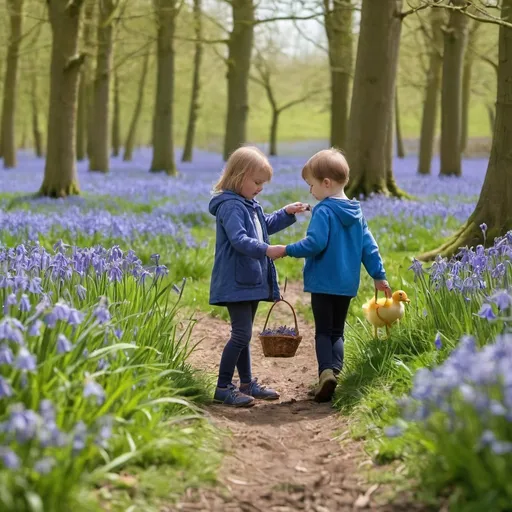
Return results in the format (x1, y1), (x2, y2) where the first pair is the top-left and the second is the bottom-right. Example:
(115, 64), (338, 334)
(171, 283), (426, 512)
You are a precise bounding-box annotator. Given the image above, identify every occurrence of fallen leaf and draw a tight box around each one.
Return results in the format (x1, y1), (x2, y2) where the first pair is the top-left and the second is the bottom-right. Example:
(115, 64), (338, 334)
(354, 494), (370, 508)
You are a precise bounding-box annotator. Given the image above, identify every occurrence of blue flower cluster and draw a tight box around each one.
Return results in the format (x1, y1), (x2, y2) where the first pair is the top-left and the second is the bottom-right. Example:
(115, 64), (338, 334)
(390, 333), (512, 456)
(260, 325), (298, 337)
(0, 401), (112, 473)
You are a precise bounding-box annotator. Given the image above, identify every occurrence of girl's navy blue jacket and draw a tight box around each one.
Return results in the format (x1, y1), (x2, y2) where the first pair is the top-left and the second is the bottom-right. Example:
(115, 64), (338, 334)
(209, 191), (296, 305)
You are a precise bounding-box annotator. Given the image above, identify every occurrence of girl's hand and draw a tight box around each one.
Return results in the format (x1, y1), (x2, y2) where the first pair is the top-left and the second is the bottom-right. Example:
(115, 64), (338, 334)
(285, 202), (310, 215)
(266, 245), (287, 260)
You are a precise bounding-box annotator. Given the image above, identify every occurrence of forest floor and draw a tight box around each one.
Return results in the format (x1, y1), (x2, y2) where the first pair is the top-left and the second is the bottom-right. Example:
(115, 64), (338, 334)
(170, 283), (429, 512)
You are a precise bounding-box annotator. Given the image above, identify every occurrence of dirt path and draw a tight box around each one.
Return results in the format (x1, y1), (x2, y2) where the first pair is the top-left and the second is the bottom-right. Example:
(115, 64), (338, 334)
(172, 284), (422, 512)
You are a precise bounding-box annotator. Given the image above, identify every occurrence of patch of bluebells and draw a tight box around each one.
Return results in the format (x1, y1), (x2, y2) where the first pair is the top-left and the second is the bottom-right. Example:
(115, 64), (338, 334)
(0, 150), (488, 241)
(386, 333), (512, 503)
(408, 230), (512, 340)
(0, 401), (112, 473)
(0, 207), (194, 245)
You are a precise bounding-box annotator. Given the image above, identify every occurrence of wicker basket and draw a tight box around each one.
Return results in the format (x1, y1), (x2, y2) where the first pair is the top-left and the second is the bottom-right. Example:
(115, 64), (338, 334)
(259, 299), (303, 358)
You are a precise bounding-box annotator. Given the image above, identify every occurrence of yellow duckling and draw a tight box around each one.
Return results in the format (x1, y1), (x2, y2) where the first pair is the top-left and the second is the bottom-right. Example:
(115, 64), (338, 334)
(362, 290), (410, 339)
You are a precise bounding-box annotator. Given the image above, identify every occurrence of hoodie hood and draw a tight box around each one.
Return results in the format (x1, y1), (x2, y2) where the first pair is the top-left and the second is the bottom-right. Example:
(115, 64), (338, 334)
(320, 197), (362, 226)
(209, 191), (257, 216)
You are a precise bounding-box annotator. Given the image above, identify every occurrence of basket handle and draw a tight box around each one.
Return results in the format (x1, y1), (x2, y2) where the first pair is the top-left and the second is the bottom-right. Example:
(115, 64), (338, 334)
(262, 298), (299, 335)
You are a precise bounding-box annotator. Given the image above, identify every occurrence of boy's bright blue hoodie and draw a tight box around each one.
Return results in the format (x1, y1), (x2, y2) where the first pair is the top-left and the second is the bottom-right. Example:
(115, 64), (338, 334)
(286, 198), (386, 297)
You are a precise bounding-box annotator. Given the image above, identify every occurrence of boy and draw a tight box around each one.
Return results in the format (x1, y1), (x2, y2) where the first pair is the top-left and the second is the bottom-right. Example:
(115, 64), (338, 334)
(269, 148), (391, 402)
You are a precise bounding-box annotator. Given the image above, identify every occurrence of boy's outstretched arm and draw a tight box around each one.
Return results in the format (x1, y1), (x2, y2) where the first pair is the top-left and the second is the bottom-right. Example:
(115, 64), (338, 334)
(362, 219), (387, 281)
(285, 207), (330, 258)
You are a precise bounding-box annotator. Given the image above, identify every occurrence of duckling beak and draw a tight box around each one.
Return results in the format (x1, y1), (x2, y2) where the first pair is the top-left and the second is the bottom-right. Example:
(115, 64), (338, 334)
(404, 298), (411, 303)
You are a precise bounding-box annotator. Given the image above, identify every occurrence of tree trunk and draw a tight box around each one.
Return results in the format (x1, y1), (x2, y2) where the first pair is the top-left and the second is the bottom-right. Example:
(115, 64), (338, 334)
(420, 0), (512, 260)
(346, 0), (404, 197)
(111, 67), (120, 157)
(40, 1), (84, 198)
(487, 102), (495, 136)
(324, 0), (353, 150)
(1, 0), (24, 169)
(460, 22), (479, 154)
(269, 109), (279, 156)
(150, 0), (177, 175)
(76, 0), (95, 161)
(417, 8), (444, 175)
(440, 0), (469, 176)
(182, 0), (203, 162)
(223, 0), (255, 160)
(89, 0), (116, 172)
(395, 89), (405, 158)
(123, 52), (150, 162)
(31, 69), (44, 157)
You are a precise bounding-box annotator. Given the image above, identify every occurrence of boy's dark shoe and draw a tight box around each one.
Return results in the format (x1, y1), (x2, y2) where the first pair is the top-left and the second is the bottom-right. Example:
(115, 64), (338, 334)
(240, 378), (280, 400)
(314, 369), (337, 402)
(213, 384), (255, 407)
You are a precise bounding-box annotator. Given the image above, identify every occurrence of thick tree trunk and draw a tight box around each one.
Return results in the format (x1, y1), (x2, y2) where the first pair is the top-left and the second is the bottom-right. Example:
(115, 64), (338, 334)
(269, 109), (279, 156)
(31, 70), (44, 157)
(440, 0), (469, 176)
(111, 68), (120, 157)
(223, 0), (254, 160)
(324, 0), (353, 150)
(182, 0), (203, 162)
(89, 0), (116, 172)
(40, 1), (84, 198)
(346, 0), (404, 197)
(420, 0), (512, 260)
(150, 0), (177, 174)
(460, 22), (479, 153)
(76, 0), (95, 161)
(417, 8), (444, 175)
(1, 0), (24, 169)
(487, 102), (495, 135)
(123, 52), (150, 162)
(395, 89), (405, 158)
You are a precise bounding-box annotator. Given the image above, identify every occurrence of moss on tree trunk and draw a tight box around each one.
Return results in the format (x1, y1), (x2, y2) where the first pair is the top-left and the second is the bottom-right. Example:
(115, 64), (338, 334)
(150, 0), (177, 175)
(346, 0), (404, 198)
(223, 0), (254, 161)
(39, 0), (84, 198)
(420, 0), (512, 260)
(111, 68), (121, 157)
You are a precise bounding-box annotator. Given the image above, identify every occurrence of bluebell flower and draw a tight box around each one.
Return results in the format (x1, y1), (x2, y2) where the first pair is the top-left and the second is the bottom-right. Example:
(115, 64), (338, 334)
(0, 376), (13, 397)
(0, 318), (25, 344)
(28, 319), (43, 337)
(57, 334), (73, 354)
(75, 284), (87, 301)
(0, 447), (20, 469)
(68, 308), (84, 326)
(28, 277), (43, 294)
(3, 293), (17, 314)
(477, 303), (496, 321)
(0, 344), (14, 364)
(53, 302), (70, 322)
(489, 289), (512, 311)
(19, 294), (31, 313)
(434, 332), (442, 350)
(6, 404), (40, 443)
(384, 424), (403, 438)
(15, 348), (37, 372)
(84, 379), (106, 405)
(72, 421), (88, 452)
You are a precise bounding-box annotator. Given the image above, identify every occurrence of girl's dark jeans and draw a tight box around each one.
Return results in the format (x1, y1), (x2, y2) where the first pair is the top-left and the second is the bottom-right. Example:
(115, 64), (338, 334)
(311, 293), (352, 376)
(217, 301), (259, 388)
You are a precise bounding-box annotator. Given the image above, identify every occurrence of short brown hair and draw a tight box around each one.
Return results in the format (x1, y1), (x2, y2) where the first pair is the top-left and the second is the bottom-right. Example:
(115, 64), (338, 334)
(301, 148), (350, 185)
(213, 146), (273, 194)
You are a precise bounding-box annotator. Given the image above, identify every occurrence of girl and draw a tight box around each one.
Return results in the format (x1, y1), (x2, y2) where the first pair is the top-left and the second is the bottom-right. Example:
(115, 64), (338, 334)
(209, 146), (308, 407)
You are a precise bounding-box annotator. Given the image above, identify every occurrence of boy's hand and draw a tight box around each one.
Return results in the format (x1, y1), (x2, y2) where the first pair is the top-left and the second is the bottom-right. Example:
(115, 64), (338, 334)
(266, 245), (287, 260)
(284, 202), (310, 215)
(375, 279), (392, 298)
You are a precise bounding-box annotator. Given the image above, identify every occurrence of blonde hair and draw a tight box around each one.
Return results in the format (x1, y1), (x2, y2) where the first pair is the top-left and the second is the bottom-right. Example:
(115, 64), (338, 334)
(301, 148), (350, 185)
(213, 146), (273, 194)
